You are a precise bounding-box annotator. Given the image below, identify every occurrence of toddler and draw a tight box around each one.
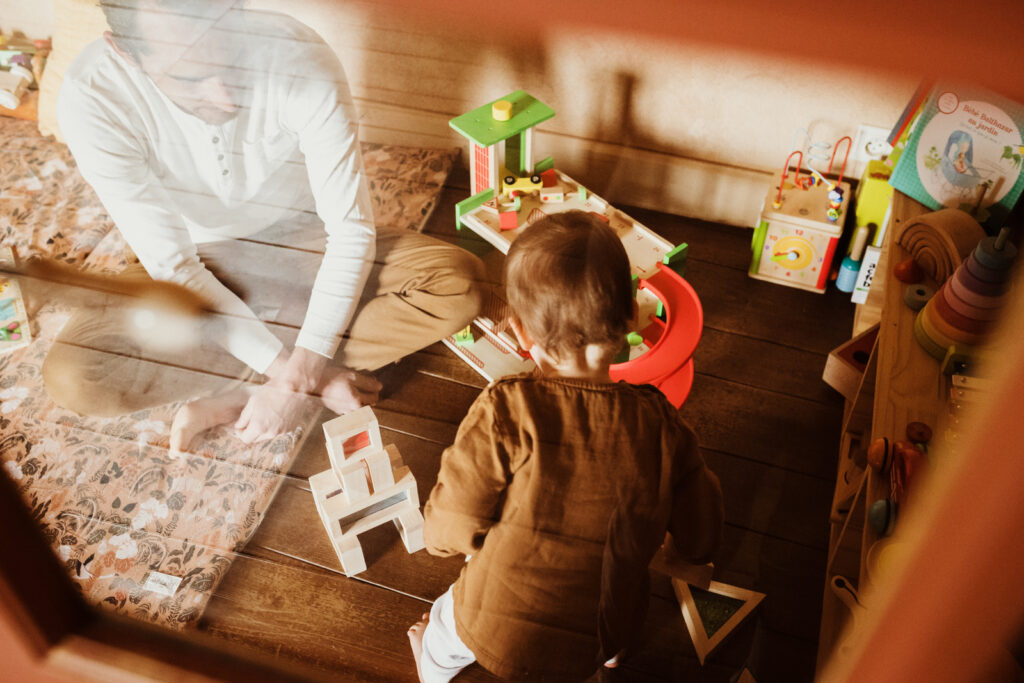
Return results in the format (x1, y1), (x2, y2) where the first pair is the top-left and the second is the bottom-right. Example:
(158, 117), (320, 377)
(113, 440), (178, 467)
(409, 210), (723, 681)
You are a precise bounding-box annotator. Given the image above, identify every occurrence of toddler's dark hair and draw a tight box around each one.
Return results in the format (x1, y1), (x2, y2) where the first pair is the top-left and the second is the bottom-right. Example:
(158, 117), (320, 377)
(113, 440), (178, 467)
(505, 210), (633, 362)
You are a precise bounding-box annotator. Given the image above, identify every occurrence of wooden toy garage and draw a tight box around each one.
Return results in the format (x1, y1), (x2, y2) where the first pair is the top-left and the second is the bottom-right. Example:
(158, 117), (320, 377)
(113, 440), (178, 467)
(446, 90), (700, 407)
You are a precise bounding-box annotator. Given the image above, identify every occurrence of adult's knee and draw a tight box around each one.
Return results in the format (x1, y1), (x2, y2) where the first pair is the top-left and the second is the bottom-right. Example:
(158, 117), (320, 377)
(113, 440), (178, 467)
(442, 248), (486, 327)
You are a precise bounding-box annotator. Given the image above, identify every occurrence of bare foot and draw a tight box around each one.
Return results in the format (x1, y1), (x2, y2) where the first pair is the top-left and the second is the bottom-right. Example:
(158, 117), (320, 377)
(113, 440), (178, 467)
(319, 366), (382, 414)
(170, 387), (251, 457)
(407, 612), (429, 683)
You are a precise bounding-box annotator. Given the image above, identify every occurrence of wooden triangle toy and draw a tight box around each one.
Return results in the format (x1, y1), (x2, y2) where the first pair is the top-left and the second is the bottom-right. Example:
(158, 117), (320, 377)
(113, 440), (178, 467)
(671, 578), (765, 665)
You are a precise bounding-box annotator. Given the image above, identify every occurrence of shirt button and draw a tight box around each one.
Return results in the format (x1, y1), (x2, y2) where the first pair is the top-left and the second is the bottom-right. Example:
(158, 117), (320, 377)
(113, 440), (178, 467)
(217, 154), (224, 160)
(212, 136), (220, 143)
(222, 169), (229, 176)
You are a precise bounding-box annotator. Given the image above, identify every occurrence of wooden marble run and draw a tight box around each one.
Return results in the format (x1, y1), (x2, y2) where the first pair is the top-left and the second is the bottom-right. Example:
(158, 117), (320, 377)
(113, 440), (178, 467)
(308, 406), (424, 577)
(749, 136), (853, 293)
(445, 91), (702, 406)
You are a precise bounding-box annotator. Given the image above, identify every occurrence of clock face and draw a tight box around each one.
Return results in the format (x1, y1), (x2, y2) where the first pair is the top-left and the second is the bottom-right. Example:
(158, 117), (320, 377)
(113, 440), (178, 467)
(756, 223), (834, 288)
(771, 235), (814, 270)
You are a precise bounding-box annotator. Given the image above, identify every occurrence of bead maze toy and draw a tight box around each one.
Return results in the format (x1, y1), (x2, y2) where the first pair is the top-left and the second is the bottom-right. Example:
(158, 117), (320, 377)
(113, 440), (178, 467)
(749, 136), (853, 293)
(308, 406), (425, 577)
(445, 90), (702, 407)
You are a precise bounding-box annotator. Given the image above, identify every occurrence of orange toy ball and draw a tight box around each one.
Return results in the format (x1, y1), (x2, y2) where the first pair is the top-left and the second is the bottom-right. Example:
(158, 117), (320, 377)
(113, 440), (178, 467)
(894, 258), (924, 284)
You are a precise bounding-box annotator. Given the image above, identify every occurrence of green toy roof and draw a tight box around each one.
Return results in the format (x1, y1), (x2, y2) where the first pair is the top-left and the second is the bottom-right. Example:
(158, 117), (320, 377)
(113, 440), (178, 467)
(449, 90), (555, 147)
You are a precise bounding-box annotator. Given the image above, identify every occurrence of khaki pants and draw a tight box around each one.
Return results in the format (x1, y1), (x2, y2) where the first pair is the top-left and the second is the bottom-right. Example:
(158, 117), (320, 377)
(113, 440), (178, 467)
(42, 227), (484, 417)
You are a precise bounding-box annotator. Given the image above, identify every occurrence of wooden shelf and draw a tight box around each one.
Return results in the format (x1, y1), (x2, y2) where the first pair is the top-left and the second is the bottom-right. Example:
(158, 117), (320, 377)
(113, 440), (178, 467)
(859, 191), (951, 585)
(818, 190), (953, 671)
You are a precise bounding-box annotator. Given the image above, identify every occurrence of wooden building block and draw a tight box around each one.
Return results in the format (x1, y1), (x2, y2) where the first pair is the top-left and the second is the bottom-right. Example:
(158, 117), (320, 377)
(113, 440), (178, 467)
(323, 405), (383, 468)
(823, 324), (879, 400)
(308, 428), (425, 577)
(336, 458), (371, 504)
(366, 447), (396, 492)
(394, 507), (425, 554)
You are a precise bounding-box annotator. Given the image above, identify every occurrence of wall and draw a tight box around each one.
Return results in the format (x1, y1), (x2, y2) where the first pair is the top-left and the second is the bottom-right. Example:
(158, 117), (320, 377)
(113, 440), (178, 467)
(5, 0), (919, 227)
(0, 0), (53, 41)
(250, 0), (920, 226)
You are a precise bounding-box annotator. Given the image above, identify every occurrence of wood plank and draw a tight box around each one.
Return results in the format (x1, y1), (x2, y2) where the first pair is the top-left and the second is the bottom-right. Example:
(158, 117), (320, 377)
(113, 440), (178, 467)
(199, 554), (498, 681)
(409, 346), (491, 390)
(704, 450), (834, 550)
(694, 327), (840, 404)
(617, 204), (756, 272)
(714, 526), (825, 645)
(681, 374), (842, 481)
(686, 258), (857, 356)
(374, 359), (482, 423)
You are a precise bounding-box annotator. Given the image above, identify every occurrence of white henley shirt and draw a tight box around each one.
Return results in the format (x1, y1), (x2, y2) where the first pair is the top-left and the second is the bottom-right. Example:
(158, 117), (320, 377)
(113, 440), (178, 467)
(57, 9), (375, 373)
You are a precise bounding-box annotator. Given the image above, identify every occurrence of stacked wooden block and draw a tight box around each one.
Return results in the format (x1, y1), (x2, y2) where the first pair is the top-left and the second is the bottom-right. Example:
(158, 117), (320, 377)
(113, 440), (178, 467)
(309, 406), (425, 576)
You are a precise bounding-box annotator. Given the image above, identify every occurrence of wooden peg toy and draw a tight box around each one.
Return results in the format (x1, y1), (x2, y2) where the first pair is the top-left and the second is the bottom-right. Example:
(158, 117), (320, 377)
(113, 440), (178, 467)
(867, 437), (893, 473)
(868, 498), (897, 536)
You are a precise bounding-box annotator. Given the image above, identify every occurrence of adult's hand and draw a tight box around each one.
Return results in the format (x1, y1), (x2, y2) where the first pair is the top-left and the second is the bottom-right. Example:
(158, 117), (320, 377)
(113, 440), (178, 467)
(235, 347), (327, 443)
(234, 378), (317, 444)
(170, 387), (251, 456)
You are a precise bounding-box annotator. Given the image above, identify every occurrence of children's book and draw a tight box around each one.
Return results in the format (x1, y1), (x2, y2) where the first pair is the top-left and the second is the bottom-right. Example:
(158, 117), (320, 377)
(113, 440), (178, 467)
(888, 84), (1024, 230)
(0, 247), (31, 354)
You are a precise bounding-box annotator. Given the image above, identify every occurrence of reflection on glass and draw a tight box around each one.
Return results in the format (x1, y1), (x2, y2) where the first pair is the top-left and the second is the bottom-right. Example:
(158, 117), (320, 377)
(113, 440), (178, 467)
(0, 0), (481, 641)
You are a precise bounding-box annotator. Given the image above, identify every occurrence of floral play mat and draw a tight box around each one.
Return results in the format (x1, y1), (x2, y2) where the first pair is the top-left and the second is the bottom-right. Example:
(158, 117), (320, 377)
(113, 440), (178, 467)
(0, 118), (457, 628)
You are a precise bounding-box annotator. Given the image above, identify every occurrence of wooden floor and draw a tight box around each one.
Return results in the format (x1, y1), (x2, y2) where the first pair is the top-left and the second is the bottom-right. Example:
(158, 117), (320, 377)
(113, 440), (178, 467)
(195, 182), (856, 682)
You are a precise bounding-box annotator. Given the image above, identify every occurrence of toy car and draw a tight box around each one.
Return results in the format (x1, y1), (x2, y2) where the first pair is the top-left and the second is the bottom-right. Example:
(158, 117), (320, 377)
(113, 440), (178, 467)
(501, 169), (542, 196)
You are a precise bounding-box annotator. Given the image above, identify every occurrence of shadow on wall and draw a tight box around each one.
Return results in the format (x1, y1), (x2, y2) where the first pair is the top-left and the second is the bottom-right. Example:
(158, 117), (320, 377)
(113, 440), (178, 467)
(321, 1), (772, 224)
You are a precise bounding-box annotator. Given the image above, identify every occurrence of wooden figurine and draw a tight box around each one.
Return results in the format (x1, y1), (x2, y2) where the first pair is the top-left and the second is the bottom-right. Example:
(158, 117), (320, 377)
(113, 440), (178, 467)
(308, 406), (425, 576)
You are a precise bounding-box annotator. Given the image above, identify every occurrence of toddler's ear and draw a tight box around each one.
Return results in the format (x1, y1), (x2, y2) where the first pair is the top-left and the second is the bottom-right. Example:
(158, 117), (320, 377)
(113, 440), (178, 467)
(508, 316), (533, 352)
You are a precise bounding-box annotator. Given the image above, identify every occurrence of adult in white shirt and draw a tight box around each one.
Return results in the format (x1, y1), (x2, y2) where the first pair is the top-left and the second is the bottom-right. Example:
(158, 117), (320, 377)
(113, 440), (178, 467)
(43, 0), (483, 446)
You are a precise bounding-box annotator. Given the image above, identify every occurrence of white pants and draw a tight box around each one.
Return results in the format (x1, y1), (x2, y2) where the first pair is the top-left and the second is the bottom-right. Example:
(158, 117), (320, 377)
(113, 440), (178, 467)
(419, 586), (477, 682)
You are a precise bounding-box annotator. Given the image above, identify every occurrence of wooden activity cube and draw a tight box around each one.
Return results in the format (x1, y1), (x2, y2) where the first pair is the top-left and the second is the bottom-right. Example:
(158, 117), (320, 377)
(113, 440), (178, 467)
(309, 406), (425, 576)
(749, 180), (851, 293)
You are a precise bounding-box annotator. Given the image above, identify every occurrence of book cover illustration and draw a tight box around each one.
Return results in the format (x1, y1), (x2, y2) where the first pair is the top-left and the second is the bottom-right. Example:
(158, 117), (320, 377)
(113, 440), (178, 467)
(889, 85), (1024, 229)
(0, 247), (31, 354)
